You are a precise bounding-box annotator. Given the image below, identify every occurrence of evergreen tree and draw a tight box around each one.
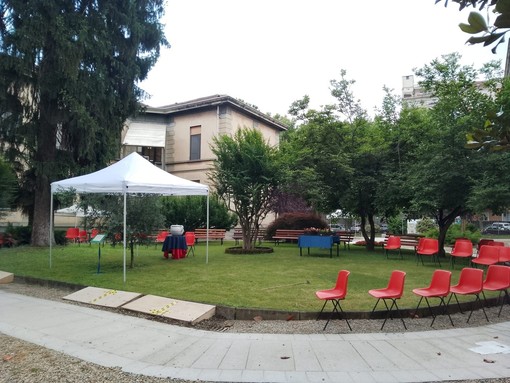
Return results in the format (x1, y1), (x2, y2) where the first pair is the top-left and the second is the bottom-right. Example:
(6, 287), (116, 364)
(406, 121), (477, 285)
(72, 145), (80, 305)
(0, 0), (167, 245)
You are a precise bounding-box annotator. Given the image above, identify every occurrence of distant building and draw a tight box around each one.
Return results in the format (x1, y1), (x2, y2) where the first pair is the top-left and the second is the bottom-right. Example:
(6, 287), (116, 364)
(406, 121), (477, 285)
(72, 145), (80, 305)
(402, 74), (491, 108)
(402, 75), (438, 108)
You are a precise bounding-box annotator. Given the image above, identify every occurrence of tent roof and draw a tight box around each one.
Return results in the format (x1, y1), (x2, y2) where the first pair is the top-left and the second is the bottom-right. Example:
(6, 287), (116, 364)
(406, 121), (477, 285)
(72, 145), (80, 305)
(51, 152), (208, 196)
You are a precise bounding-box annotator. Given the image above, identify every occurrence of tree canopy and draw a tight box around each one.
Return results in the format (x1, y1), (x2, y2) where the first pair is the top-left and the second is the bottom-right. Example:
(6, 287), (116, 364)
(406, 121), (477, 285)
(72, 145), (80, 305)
(209, 128), (280, 250)
(0, 0), (167, 245)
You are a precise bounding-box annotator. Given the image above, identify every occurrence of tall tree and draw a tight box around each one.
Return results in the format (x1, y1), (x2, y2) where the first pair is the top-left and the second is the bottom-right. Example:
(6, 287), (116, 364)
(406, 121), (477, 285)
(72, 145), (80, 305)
(210, 128), (280, 251)
(404, 53), (496, 255)
(0, 1), (167, 245)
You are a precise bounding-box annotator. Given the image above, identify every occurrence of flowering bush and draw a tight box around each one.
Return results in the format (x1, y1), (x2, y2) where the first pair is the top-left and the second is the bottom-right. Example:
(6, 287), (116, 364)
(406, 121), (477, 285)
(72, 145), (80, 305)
(303, 227), (333, 236)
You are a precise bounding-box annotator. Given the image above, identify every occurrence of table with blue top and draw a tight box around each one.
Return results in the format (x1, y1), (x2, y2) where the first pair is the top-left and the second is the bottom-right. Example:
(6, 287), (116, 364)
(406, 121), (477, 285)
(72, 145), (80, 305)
(162, 235), (187, 259)
(298, 235), (340, 258)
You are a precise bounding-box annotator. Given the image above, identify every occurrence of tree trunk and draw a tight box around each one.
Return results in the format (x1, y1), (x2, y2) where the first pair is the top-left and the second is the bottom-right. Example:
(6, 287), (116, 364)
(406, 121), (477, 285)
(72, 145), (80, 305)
(361, 214), (376, 251)
(436, 207), (463, 257)
(31, 174), (52, 246)
(31, 107), (57, 246)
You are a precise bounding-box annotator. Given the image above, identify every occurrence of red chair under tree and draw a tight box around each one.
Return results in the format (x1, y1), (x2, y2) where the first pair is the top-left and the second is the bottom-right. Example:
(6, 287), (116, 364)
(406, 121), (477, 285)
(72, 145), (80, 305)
(315, 270), (352, 331)
(450, 239), (473, 269)
(472, 245), (500, 268)
(369, 270), (407, 330)
(384, 236), (402, 260)
(65, 227), (80, 244)
(417, 238), (441, 267)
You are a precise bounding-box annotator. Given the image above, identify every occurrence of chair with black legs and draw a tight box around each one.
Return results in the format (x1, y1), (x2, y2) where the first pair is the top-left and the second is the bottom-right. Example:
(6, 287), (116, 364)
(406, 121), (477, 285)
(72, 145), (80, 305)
(412, 269), (453, 327)
(483, 265), (510, 317)
(447, 267), (488, 323)
(315, 270), (352, 331)
(369, 270), (407, 330)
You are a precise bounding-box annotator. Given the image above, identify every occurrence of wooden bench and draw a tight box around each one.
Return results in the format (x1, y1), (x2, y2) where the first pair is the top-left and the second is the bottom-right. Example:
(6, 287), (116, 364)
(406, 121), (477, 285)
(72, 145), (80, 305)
(383, 233), (424, 253)
(194, 228), (226, 245)
(335, 231), (355, 250)
(272, 229), (305, 244)
(233, 228), (266, 245)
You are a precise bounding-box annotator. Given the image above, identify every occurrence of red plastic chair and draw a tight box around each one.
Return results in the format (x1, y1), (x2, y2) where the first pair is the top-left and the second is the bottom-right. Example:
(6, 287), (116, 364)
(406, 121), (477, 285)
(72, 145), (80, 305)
(185, 231), (196, 257)
(65, 228), (80, 243)
(417, 238), (440, 267)
(450, 239), (473, 269)
(412, 270), (453, 326)
(369, 270), (407, 330)
(477, 238), (494, 252)
(447, 267), (488, 323)
(491, 241), (505, 247)
(78, 230), (88, 244)
(90, 229), (99, 239)
(155, 231), (169, 247)
(384, 236), (402, 259)
(316, 270), (352, 331)
(472, 245), (500, 268)
(483, 265), (510, 317)
(499, 247), (510, 265)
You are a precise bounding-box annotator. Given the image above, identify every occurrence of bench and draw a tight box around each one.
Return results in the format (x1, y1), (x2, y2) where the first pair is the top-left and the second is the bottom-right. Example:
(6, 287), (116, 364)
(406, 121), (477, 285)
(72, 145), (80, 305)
(335, 231), (355, 250)
(272, 229), (305, 244)
(383, 233), (424, 254)
(194, 228), (226, 245)
(233, 228), (266, 245)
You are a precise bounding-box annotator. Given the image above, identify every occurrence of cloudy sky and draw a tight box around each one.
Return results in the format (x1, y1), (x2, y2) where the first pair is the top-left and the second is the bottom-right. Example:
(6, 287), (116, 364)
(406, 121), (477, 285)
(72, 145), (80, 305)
(140, 0), (507, 117)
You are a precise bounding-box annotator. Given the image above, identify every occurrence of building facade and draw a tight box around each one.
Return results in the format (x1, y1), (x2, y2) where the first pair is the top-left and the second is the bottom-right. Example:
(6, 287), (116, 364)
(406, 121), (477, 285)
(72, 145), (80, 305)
(121, 94), (287, 185)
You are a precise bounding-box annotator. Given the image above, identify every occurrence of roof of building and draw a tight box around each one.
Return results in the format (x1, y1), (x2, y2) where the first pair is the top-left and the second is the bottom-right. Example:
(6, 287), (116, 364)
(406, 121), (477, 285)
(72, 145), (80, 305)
(143, 94), (288, 131)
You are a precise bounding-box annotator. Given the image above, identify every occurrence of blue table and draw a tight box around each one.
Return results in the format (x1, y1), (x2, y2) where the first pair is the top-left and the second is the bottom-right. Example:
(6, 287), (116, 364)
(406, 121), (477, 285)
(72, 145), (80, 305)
(298, 235), (339, 258)
(162, 235), (187, 259)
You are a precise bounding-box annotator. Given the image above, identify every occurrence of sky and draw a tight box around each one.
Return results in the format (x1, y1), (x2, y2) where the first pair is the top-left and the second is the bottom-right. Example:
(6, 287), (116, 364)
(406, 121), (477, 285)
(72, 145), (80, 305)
(140, 0), (507, 117)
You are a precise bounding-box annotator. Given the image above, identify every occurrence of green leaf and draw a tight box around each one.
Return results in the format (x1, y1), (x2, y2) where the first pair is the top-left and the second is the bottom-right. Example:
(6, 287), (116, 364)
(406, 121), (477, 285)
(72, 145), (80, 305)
(467, 11), (488, 32)
(466, 35), (492, 44)
(495, 0), (510, 14)
(459, 22), (484, 34)
(483, 33), (505, 46)
(494, 13), (510, 28)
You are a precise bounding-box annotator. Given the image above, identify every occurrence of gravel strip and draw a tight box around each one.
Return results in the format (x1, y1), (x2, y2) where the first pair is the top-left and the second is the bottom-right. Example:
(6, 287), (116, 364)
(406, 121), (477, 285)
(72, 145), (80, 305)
(1, 281), (509, 383)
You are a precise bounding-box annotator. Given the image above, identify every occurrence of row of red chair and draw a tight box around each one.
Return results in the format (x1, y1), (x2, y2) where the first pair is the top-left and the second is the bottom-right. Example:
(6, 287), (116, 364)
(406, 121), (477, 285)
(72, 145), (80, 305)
(386, 236), (510, 269)
(65, 228), (99, 244)
(315, 265), (510, 331)
(385, 236), (442, 266)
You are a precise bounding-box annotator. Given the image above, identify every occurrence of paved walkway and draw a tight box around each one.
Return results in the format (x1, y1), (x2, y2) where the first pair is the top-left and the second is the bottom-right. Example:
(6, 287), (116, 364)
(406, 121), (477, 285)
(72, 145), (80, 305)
(0, 290), (509, 383)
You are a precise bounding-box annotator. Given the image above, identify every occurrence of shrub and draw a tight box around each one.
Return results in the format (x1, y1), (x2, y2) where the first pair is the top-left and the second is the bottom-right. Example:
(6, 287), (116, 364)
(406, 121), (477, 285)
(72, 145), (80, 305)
(5, 224), (31, 245)
(422, 223), (481, 245)
(416, 217), (437, 234)
(266, 213), (328, 238)
(54, 230), (67, 245)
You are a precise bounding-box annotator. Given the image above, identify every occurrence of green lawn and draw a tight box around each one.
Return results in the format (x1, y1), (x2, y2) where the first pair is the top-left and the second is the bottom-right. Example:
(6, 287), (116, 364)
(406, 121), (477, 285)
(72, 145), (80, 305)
(0, 240), (495, 312)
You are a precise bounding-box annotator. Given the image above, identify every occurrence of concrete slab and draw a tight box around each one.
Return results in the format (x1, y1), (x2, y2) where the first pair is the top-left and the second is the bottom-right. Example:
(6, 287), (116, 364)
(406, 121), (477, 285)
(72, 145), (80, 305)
(122, 294), (215, 325)
(0, 270), (13, 284)
(63, 286), (141, 308)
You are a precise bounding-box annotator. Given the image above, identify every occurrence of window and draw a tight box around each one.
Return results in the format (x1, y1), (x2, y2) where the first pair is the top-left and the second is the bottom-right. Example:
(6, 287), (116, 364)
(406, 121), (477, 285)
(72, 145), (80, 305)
(190, 125), (201, 160)
(137, 146), (162, 164)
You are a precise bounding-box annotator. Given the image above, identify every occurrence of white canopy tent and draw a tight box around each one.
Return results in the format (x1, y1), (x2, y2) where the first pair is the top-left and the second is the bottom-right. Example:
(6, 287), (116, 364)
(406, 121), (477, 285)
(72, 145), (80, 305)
(50, 152), (210, 282)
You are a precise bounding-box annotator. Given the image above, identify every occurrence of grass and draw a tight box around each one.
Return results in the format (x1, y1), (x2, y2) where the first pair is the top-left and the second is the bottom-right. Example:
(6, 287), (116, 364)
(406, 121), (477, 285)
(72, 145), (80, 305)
(0, 240), (497, 312)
